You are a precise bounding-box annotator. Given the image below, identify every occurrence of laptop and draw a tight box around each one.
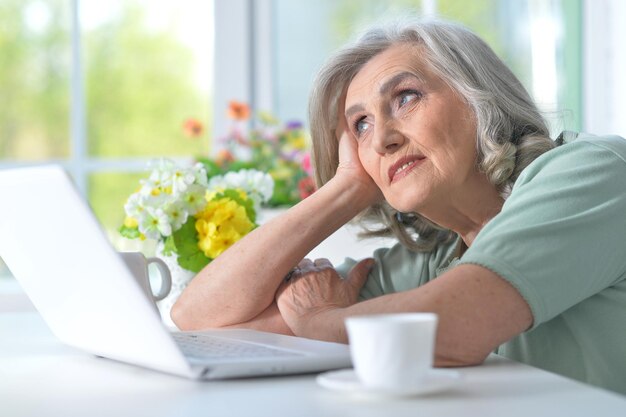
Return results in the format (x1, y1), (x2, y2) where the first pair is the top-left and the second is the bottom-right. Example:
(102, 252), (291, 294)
(0, 165), (351, 380)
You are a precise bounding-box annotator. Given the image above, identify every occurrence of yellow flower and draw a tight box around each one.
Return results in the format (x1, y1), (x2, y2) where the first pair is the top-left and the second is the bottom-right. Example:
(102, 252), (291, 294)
(195, 197), (254, 259)
(286, 130), (307, 150)
(123, 216), (138, 228)
(258, 111), (279, 125)
(270, 162), (295, 180)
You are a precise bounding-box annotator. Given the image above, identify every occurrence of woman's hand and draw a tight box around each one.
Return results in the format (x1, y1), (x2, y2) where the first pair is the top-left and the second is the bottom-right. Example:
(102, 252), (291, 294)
(275, 257), (375, 342)
(333, 96), (383, 205)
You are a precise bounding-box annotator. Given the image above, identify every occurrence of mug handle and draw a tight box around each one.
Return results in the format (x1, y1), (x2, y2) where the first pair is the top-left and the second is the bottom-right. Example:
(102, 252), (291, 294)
(146, 257), (172, 301)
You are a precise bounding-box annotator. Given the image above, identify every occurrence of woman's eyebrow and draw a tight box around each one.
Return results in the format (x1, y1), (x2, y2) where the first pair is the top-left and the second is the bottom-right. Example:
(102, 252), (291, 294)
(345, 104), (365, 120)
(345, 72), (424, 119)
(379, 71), (423, 96)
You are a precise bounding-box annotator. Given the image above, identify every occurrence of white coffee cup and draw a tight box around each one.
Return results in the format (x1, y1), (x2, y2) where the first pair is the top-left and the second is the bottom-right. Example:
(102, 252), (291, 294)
(345, 313), (438, 390)
(119, 252), (172, 303)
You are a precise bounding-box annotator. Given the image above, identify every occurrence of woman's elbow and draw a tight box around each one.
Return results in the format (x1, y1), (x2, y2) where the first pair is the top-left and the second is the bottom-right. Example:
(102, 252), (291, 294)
(170, 298), (195, 331)
(170, 296), (238, 331)
(170, 297), (220, 331)
(434, 345), (490, 367)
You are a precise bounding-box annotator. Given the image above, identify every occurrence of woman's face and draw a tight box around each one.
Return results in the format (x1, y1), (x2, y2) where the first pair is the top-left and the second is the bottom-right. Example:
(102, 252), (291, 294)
(344, 43), (479, 214)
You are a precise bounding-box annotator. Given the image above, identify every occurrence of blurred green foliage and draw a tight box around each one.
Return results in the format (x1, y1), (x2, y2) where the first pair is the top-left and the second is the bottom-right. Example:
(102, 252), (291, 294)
(0, 0), (211, 241)
(0, 0), (70, 160)
(84, 3), (210, 158)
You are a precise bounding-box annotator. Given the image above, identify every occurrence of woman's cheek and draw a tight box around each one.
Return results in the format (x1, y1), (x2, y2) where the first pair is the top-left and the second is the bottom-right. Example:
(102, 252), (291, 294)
(357, 147), (372, 170)
(358, 148), (383, 184)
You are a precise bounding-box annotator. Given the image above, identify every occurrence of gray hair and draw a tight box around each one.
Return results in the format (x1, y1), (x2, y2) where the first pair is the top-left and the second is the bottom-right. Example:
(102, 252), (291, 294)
(308, 19), (555, 252)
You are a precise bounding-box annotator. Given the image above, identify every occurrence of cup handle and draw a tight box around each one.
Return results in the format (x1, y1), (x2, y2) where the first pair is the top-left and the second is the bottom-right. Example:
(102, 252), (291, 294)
(146, 257), (172, 301)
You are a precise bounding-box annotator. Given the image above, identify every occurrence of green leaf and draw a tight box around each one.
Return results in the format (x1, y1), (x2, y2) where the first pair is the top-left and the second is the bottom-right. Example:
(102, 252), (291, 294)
(162, 235), (177, 256)
(227, 160), (256, 172)
(119, 225), (140, 239)
(171, 218), (210, 273)
(196, 157), (223, 178)
(177, 251), (210, 273)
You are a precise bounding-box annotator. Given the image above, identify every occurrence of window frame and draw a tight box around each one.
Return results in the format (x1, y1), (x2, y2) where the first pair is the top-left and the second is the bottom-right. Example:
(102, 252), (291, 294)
(582, 0), (626, 137)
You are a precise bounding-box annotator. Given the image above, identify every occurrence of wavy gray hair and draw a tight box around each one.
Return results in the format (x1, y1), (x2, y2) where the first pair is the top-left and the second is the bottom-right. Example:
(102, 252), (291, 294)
(308, 19), (555, 252)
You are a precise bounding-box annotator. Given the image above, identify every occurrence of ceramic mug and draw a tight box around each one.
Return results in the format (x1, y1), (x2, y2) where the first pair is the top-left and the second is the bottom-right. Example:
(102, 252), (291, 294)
(119, 252), (172, 303)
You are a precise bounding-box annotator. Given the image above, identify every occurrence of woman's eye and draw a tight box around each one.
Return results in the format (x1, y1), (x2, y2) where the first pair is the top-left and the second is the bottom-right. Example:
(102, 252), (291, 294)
(354, 118), (370, 136)
(399, 90), (421, 107)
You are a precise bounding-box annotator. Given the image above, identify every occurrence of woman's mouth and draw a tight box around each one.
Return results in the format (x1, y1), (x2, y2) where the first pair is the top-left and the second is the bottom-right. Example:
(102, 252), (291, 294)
(388, 156), (426, 183)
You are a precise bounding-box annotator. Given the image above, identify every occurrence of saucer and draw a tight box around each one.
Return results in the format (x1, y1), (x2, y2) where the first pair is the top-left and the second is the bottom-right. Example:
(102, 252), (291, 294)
(316, 368), (463, 398)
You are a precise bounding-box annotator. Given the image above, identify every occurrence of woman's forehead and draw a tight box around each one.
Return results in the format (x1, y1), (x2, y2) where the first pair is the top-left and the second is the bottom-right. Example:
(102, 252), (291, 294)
(346, 44), (431, 99)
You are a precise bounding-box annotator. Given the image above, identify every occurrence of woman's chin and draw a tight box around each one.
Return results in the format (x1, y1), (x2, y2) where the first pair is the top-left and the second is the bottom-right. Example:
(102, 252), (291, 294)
(387, 201), (420, 214)
(383, 185), (429, 213)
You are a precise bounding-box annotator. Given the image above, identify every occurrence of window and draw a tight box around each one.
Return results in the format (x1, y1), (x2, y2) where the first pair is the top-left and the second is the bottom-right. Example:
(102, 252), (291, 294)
(0, 0), (214, 279)
(270, 0), (582, 136)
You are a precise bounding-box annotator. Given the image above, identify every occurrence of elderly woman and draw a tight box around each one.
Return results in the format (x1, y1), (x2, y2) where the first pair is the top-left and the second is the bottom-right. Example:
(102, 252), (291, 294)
(172, 20), (626, 394)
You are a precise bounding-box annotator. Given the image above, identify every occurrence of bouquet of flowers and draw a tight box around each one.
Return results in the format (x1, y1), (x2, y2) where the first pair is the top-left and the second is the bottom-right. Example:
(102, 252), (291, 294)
(195, 101), (316, 207)
(119, 159), (273, 272)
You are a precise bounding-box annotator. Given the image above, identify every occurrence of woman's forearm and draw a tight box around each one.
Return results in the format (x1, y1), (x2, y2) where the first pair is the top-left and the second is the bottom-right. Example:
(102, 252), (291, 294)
(171, 176), (373, 330)
(286, 265), (533, 366)
(220, 302), (294, 335)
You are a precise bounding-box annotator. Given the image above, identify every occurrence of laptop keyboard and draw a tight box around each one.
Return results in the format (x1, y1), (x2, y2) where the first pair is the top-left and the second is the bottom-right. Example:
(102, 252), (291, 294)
(172, 333), (304, 360)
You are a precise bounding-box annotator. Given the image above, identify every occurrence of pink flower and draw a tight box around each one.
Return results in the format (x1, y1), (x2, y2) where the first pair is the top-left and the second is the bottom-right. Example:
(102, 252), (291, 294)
(301, 153), (312, 175)
(298, 176), (316, 200)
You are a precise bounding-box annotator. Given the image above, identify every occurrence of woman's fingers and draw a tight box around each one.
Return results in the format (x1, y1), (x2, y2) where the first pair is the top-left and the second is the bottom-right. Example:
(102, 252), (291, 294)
(336, 130), (384, 205)
(313, 258), (333, 269)
(336, 129), (360, 170)
(296, 258), (315, 274)
(288, 258), (334, 282)
(347, 258), (375, 290)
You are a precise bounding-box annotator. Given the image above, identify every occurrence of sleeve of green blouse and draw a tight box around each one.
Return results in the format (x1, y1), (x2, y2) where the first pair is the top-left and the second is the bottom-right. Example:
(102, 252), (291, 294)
(458, 135), (626, 329)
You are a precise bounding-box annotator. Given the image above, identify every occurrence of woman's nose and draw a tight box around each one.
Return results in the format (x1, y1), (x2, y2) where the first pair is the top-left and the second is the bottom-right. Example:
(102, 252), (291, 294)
(372, 122), (405, 154)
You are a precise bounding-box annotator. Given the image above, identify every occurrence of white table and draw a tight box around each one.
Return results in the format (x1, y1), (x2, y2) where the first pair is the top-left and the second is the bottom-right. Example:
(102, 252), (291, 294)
(1, 309), (625, 417)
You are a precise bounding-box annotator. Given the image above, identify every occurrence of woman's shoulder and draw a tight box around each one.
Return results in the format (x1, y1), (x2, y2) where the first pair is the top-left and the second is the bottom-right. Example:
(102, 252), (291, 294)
(514, 131), (626, 189)
(574, 132), (626, 162)
(551, 131), (626, 163)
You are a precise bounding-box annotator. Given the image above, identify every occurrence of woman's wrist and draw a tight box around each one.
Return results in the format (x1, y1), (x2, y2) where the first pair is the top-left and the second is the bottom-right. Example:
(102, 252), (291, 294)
(294, 306), (349, 344)
(324, 174), (381, 215)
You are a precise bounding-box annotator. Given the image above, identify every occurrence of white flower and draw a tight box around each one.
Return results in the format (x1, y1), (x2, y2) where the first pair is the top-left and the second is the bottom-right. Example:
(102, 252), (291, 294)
(182, 183), (208, 215)
(171, 167), (196, 195)
(192, 162), (209, 187)
(163, 200), (189, 232)
(124, 193), (146, 219)
(138, 178), (163, 196)
(208, 169), (274, 210)
(138, 207), (172, 239)
(123, 158), (212, 241)
(148, 158), (176, 188)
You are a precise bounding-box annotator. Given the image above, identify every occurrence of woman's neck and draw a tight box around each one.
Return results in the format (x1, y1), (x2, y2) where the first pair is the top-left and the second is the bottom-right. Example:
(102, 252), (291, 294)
(421, 173), (504, 248)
